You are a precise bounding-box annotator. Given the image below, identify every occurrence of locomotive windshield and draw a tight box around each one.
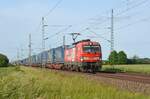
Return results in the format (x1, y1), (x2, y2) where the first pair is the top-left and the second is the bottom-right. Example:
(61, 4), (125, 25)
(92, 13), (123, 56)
(83, 45), (100, 53)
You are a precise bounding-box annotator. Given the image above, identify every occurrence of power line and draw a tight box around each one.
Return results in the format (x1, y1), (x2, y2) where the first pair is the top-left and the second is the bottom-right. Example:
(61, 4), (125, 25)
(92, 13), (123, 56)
(116, 0), (149, 16)
(83, 9), (114, 53)
(32, 0), (63, 33)
(48, 25), (72, 39)
(31, 0), (63, 53)
(80, 0), (149, 31)
(116, 16), (150, 31)
(77, 0), (133, 29)
(76, 0), (149, 50)
(44, 0), (63, 18)
(85, 28), (111, 43)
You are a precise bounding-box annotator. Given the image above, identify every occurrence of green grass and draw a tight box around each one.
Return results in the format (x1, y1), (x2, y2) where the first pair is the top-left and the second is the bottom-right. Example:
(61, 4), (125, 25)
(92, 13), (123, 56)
(102, 64), (150, 75)
(0, 66), (149, 99)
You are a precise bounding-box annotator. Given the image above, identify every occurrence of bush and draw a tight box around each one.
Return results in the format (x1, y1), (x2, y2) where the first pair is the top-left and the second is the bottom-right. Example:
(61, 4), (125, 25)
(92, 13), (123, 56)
(118, 51), (127, 64)
(109, 51), (118, 65)
(108, 50), (128, 65)
(0, 53), (9, 67)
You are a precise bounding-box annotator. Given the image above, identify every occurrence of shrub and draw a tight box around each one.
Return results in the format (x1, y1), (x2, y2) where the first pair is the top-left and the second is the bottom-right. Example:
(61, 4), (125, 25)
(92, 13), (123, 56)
(118, 51), (127, 64)
(109, 51), (118, 65)
(0, 53), (9, 67)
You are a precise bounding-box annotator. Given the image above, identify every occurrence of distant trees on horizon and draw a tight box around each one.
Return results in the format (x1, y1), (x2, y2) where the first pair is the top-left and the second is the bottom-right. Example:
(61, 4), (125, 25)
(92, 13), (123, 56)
(103, 51), (150, 65)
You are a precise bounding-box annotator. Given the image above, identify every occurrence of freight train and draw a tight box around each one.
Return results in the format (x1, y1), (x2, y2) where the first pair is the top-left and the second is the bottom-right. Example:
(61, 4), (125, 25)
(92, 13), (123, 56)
(18, 39), (102, 73)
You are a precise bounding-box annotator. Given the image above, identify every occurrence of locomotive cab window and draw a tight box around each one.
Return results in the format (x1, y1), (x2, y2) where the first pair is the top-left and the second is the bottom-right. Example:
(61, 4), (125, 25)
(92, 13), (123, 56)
(83, 45), (100, 53)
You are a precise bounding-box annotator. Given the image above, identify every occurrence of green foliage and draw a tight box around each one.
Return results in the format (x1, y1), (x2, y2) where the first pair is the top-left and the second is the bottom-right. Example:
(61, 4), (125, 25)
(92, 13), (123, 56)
(118, 51), (127, 64)
(108, 50), (128, 65)
(101, 67), (123, 73)
(102, 60), (110, 65)
(109, 51), (118, 65)
(0, 53), (9, 67)
(127, 55), (150, 64)
(103, 64), (150, 75)
(0, 66), (149, 99)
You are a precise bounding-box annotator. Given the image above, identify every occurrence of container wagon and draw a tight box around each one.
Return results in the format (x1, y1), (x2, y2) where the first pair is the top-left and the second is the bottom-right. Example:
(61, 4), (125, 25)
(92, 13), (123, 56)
(19, 39), (102, 73)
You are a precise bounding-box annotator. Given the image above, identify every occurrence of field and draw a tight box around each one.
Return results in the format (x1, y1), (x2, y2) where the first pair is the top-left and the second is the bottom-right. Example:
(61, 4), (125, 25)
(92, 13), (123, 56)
(0, 66), (149, 99)
(102, 64), (150, 75)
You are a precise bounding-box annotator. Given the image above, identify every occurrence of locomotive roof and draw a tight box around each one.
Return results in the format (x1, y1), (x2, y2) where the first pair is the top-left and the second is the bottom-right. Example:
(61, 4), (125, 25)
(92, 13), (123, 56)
(73, 39), (91, 45)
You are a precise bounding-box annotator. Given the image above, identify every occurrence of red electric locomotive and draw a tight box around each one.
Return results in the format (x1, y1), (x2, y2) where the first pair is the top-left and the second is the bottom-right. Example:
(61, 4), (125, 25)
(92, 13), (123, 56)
(64, 39), (102, 73)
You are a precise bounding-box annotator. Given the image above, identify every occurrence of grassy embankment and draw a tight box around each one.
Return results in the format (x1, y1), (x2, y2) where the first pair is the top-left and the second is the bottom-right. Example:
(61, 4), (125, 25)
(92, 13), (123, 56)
(102, 64), (150, 75)
(0, 66), (149, 99)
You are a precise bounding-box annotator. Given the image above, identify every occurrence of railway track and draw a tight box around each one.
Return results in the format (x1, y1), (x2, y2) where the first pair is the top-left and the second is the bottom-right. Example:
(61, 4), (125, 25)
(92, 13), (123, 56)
(33, 66), (150, 84)
(92, 72), (150, 84)
(53, 69), (150, 84)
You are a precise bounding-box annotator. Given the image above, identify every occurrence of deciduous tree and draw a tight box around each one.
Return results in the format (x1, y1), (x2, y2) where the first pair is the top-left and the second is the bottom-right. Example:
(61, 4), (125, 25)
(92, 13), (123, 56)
(0, 53), (9, 67)
(109, 51), (118, 65)
(118, 51), (127, 64)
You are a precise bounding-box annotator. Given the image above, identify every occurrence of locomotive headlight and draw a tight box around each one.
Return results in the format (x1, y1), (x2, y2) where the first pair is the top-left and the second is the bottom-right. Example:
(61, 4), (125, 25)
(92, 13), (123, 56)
(80, 57), (84, 61)
(80, 57), (89, 61)
(93, 57), (100, 60)
(81, 57), (100, 61)
(83, 57), (90, 60)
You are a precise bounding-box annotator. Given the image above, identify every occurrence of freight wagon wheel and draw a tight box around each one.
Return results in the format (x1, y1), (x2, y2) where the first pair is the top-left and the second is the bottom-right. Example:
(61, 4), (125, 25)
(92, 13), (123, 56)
(68, 66), (72, 71)
(75, 67), (80, 72)
(70, 65), (75, 71)
(91, 67), (96, 74)
(80, 67), (86, 73)
(60, 66), (64, 70)
(66, 65), (70, 70)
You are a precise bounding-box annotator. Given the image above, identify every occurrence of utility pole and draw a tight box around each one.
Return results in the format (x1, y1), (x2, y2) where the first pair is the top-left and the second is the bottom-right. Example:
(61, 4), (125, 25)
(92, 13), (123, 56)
(63, 35), (65, 48)
(48, 45), (51, 63)
(41, 17), (48, 68)
(28, 34), (32, 66)
(63, 36), (66, 63)
(110, 9), (115, 68)
(111, 9), (114, 52)
(17, 48), (20, 65)
(42, 17), (45, 51)
(20, 48), (23, 59)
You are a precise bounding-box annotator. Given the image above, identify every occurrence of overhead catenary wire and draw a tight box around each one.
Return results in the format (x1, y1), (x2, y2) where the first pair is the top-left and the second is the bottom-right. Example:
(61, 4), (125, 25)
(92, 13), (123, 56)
(75, 0), (150, 50)
(76, 0), (135, 28)
(33, 0), (63, 35)
(47, 25), (72, 39)
(115, 0), (149, 16)
(32, 0), (63, 37)
(30, 0), (64, 59)
(79, 0), (149, 32)
(44, 0), (63, 18)
(85, 28), (111, 43)
(116, 16), (150, 31)
(70, 1), (128, 33)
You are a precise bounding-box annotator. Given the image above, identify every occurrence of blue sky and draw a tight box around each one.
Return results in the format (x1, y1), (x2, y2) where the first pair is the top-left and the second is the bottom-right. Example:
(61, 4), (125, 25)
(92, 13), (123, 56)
(0, 0), (150, 61)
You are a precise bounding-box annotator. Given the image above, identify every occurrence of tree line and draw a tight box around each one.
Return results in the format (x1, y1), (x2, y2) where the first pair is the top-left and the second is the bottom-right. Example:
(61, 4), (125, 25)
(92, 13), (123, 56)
(103, 51), (150, 65)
